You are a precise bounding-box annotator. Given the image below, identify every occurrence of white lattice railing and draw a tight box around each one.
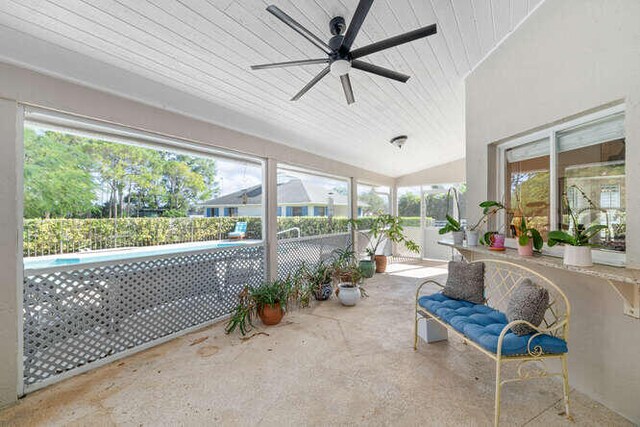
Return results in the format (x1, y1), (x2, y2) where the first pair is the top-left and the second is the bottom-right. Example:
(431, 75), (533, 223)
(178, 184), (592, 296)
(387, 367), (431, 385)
(277, 232), (352, 279)
(22, 243), (265, 391)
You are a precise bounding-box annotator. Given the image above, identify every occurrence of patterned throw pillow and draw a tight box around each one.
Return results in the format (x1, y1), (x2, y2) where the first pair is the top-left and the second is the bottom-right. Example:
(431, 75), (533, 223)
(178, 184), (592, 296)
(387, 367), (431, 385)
(442, 261), (485, 304)
(507, 278), (550, 336)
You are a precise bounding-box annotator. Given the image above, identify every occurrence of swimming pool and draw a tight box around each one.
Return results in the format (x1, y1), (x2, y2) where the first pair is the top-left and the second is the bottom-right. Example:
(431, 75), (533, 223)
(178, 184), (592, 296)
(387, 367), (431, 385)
(23, 240), (261, 270)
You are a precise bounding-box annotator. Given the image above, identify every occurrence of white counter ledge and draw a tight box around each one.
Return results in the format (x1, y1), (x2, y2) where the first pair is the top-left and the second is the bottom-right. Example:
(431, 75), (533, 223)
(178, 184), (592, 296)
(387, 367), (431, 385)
(438, 241), (640, 319)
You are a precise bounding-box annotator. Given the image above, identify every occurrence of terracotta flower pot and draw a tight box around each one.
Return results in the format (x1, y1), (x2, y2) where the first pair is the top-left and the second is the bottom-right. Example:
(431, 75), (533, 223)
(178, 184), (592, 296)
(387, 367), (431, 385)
(258, 303), (283, 326)
(375, 255), (387, 273)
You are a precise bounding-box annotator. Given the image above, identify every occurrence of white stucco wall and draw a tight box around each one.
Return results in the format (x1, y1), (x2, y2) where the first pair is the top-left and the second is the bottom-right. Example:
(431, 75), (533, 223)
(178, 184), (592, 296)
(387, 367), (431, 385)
(465, 0), (640, 422)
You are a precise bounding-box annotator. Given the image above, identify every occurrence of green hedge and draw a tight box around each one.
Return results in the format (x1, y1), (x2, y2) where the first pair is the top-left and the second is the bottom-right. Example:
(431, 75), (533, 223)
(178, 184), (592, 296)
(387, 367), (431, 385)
(23, 216), (380, 257)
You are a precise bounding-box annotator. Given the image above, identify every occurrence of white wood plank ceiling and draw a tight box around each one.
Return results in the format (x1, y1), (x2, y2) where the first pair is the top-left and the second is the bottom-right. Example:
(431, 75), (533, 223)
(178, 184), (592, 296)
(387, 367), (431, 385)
(0, 0), (542, 177)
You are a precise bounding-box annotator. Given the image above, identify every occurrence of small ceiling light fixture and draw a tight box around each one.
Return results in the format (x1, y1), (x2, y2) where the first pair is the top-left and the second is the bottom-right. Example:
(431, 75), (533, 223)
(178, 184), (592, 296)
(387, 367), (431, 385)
(390, 135), (407, 149)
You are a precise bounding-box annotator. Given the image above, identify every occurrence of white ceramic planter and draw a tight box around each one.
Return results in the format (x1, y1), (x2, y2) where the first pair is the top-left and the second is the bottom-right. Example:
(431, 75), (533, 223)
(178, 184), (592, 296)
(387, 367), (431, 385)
(563, 246), (592, 267)
(465, 230), (479, 246)
(337, 284), (360, 306)
(452, 231), (464, 246)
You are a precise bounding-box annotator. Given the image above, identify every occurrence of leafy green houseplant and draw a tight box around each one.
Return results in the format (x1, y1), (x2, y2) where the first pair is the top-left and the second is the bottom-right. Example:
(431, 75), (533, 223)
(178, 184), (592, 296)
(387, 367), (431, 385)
(225, 278), (292, 335)
(304, 261), (333, 301)
(547, 187), (609, 267)
(358, 214), (419, 273)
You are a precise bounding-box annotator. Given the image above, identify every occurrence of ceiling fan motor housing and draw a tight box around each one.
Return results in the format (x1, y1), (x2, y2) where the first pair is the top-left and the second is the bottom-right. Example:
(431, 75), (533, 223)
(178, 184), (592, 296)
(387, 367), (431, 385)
(329, 16), (346, 35)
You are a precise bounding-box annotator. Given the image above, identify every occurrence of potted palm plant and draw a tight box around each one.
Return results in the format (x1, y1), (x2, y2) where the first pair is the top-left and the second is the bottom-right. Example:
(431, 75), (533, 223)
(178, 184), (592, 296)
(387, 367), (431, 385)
(360, 214), (419, 273)
(438, 187), (464, 245)
(547, 187), (608, 267)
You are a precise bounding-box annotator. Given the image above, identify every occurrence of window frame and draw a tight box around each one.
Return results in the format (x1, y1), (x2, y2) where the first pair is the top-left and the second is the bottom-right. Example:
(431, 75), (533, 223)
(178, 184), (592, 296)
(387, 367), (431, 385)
(496, 104), (626, 266)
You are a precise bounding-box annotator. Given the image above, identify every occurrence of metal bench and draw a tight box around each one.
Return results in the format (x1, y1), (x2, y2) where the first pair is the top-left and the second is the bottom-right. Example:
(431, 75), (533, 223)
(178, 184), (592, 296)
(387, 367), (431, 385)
(414, 259), (571, 426)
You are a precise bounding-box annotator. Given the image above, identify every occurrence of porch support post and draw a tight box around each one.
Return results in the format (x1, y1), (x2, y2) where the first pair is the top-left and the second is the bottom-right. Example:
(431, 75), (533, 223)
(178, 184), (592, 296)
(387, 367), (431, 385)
(349, 177), (358, 252)
(420, 185), (426, 259)
(390, 183), (398, 256)
(0, 99), (23, 407)
(265, 158), (278, 281)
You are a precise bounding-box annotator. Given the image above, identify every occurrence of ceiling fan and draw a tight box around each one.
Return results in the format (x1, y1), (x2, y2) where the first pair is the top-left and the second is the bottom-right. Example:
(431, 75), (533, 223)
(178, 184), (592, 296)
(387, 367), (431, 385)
(251, 0), (437, 105)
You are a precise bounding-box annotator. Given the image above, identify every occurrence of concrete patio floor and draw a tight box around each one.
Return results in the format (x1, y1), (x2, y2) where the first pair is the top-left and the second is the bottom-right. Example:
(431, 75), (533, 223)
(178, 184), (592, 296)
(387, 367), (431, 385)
(0, 260), (632, 426)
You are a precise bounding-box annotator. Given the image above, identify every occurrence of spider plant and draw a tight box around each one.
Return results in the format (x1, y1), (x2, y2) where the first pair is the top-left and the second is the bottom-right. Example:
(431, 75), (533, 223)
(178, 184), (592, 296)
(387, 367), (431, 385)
(225, 278), (292, 335)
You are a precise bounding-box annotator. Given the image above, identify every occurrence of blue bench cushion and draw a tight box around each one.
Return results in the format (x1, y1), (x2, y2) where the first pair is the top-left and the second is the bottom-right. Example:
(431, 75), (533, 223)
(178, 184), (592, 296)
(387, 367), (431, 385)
(418, 293), (567, 356)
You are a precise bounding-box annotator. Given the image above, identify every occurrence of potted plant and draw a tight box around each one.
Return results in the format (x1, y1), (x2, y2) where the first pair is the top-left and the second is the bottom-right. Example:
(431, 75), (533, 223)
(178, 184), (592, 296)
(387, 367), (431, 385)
(331, 247), (359, 282)
(466, 200), (505, 246)
(305, 261), (333, 301)
(359, 249), (376, 279)
(357, 215), (419, 273)
(513, 216), (543, 256)
(547, 187), (608, 267)
(438, 187), (464, 245)
(225, 278), (292, 335)
(336, 264), (365, 306)
(250, 279), (291, 325)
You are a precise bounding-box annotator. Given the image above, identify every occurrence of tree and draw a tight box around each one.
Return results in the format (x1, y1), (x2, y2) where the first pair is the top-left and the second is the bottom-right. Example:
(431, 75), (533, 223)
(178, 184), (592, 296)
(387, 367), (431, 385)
(23, 127), (221, 219)
(23, 129), (96, 218)
(398, 192), (420, 217)
(161, 154), (219, 216)
(358, 189), (387, 215)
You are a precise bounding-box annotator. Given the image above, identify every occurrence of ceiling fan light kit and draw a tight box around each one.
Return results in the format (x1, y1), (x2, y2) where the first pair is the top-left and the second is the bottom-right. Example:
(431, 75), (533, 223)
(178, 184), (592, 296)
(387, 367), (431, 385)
(251, 0), (437, 105)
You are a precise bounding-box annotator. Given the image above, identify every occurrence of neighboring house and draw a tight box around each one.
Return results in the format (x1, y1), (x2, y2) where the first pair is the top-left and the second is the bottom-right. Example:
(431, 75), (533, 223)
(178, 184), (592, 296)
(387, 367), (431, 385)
(201, 178), (363, 217)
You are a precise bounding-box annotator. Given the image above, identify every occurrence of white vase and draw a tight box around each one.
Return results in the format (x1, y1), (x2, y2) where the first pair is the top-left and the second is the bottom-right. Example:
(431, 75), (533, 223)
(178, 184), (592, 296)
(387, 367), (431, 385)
(563, 246), (592, 267)
(337, 284), (360, 306)
(465, 230), (479, 246)
(452, 231), (464, 246)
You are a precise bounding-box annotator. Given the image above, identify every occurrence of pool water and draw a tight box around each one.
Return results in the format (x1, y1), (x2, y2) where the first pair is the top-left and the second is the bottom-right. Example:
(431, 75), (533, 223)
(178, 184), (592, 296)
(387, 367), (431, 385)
(24, 240), (257, 270)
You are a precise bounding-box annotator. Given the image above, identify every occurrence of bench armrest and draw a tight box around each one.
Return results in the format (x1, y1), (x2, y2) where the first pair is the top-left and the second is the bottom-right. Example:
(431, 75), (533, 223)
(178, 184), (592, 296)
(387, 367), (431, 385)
(415, 279), (445, 301)
(496, 319), (569, 357)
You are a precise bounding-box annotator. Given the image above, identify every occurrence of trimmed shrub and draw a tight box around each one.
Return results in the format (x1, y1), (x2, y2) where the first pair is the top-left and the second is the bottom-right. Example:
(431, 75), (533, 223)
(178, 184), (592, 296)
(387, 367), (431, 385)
(23, 216), (380, 257)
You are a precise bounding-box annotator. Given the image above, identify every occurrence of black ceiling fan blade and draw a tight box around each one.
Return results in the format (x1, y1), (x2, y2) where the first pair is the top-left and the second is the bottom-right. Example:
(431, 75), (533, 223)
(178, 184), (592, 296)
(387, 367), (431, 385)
(251, 58), (329, 70)
(266, 5), (332, 54)
(341, 0), (374, 52)
(340, 74), (355, 105)
(291, 66), (330, 101)
(351, 60), (410, 82)
(351, 23), (437, 59)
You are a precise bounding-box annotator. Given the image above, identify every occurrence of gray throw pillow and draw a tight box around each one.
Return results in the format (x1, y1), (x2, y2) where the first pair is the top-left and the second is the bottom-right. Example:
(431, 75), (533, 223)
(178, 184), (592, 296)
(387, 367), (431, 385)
(507, 278), (549, 336)
(442, 261), (485, 304)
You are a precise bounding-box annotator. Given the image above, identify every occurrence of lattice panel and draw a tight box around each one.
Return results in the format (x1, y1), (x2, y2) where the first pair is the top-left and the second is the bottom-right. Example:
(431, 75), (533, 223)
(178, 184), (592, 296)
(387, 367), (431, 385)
(482, 262), (569, 337)
(23, 245), (264, 387)
(277, 233), (350, 279)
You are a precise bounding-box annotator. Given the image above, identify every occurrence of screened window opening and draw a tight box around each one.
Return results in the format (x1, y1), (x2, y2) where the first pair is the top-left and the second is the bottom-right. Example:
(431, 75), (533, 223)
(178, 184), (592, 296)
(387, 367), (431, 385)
(499, 108), (626, 258)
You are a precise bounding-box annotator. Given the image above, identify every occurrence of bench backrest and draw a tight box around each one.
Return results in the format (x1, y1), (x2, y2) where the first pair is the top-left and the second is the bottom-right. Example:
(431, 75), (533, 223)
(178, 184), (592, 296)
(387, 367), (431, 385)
(471, 259), (570, 340)
(234, 222), (247, 233)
